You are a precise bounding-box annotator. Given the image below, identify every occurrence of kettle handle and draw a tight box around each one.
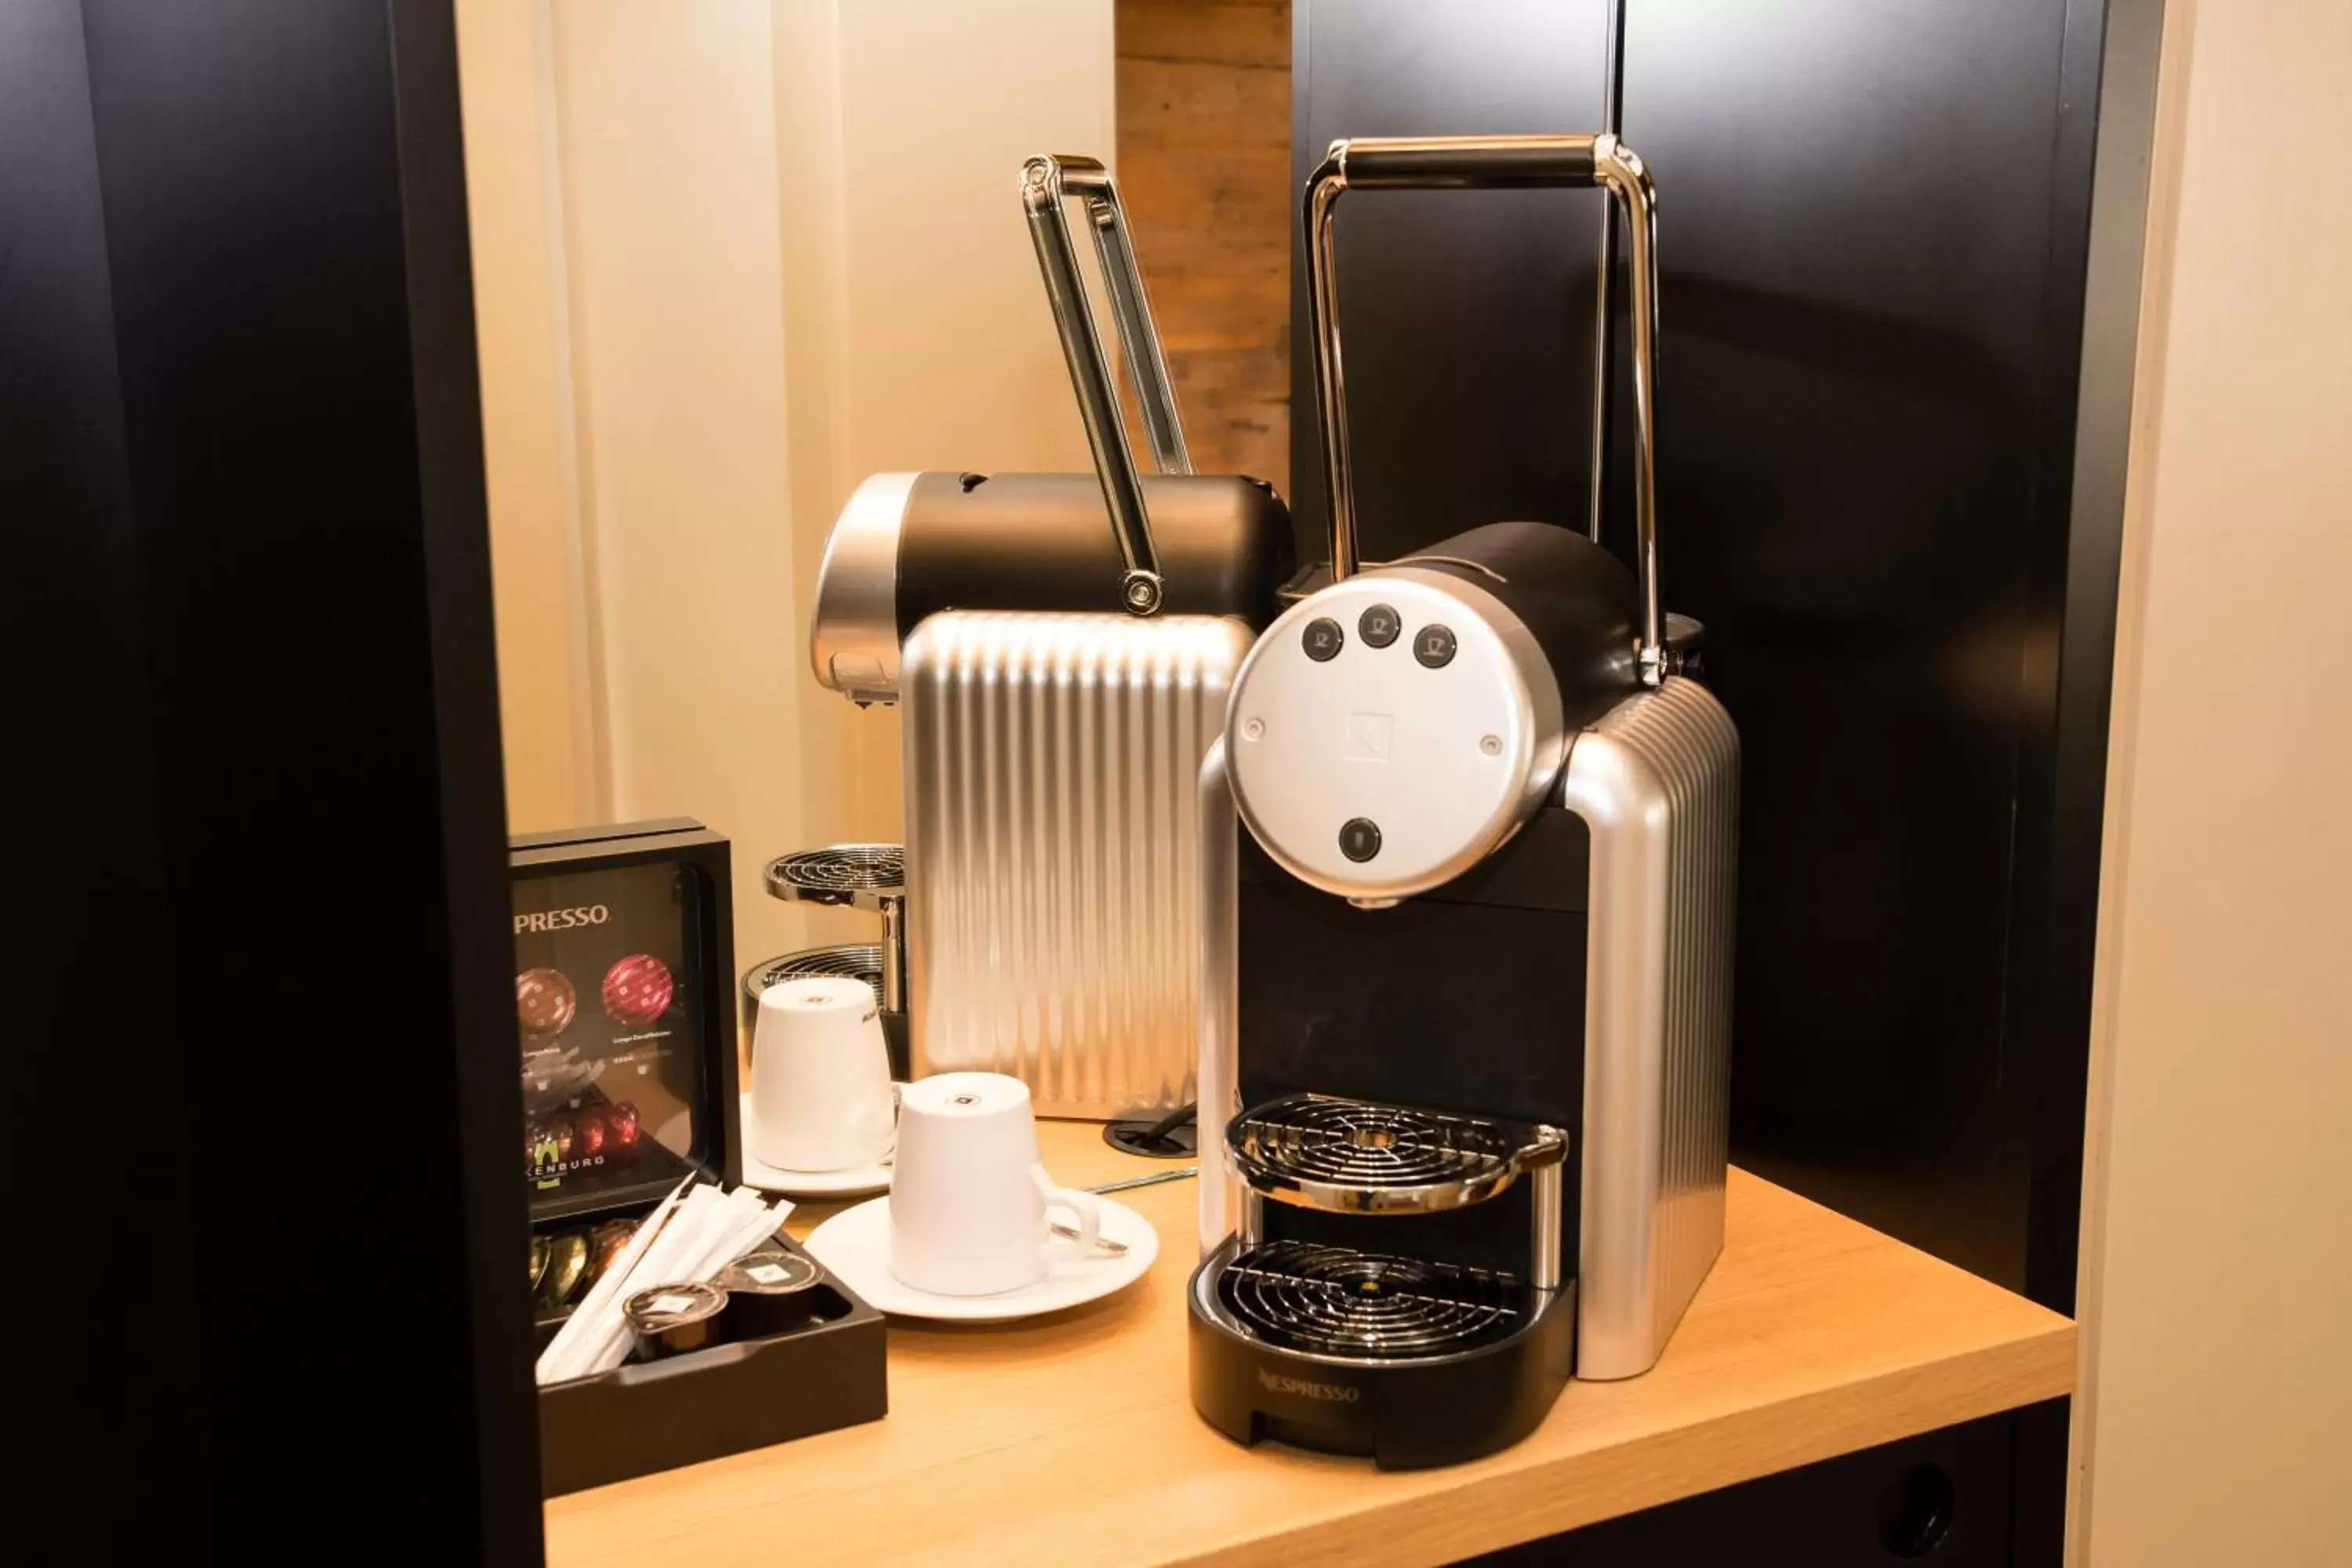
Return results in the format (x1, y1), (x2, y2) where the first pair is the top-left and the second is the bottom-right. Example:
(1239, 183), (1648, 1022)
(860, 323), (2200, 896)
(1303, 134), (1668, 684)
(1022, 154), (1190, 617)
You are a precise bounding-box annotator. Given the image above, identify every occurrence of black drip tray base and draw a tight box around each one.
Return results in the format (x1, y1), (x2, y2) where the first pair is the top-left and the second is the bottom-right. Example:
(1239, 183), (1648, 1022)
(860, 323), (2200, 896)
(1187, 1237), (1573, 1470)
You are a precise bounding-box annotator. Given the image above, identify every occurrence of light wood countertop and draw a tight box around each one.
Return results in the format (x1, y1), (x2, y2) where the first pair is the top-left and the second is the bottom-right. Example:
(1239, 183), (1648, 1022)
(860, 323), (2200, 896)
(545, 1122), (2074, 1567)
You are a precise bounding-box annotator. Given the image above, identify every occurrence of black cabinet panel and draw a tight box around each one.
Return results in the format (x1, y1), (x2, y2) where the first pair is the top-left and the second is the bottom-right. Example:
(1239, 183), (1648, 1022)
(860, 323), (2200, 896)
(1615, 0), (2076, 1290)
(1293, 0), (2145, 1309)
(5, 4), (190, 1556)
(12, 2), (539, 1558)
(1461, 1400), (2065, 1566)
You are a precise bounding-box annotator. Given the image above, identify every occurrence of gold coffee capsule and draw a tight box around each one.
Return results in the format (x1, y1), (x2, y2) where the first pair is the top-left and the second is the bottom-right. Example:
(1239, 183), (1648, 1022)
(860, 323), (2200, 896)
(536, 1231), (590, 1310)
(583, 1218), (638, 1290)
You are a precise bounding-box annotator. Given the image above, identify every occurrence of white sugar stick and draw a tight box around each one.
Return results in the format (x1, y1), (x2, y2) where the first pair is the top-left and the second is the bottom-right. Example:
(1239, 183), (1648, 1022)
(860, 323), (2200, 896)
(537, 1175), (689, 1381)
(556, 1181), (739, 1381)
(561, 1189), (799, 1380)
(564, 1185), (739, 1379)
(542, 1186), (699, 1385)
(682, 1196), (786, 1286)
(714, 1197), (791, 1269)
(535, 1174), (691, 1386)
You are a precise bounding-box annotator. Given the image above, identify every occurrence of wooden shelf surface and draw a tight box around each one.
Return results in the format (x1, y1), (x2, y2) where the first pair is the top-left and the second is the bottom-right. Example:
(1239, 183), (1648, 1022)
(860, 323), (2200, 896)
(545, 1121), (2074, 1566)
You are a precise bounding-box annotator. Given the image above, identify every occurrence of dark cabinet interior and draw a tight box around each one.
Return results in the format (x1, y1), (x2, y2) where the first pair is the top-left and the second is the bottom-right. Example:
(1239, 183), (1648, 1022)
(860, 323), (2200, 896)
(1462, 1399), (2068, 1566)
(1294, 0), (2152, 1317)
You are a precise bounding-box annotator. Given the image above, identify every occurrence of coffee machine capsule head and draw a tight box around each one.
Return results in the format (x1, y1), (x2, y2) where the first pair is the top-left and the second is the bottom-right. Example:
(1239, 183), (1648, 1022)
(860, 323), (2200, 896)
(1225, 516), (1644, 906)
(1226, 132), (1664, 906)
(1227, 560), (1571, 905)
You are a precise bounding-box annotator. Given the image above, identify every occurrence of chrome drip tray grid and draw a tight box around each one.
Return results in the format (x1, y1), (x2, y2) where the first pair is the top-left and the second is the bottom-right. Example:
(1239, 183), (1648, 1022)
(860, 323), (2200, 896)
(742, 943), (885, 1008)
(1215, 1240), (1532, 1360)
(1229, 1093), (1566, 1214)
(763, 844), (904, 910)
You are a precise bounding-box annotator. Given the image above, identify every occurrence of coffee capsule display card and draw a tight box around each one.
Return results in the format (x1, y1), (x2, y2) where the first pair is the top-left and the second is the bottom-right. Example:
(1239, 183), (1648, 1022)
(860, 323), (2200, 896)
(514, 858), (708, 1204)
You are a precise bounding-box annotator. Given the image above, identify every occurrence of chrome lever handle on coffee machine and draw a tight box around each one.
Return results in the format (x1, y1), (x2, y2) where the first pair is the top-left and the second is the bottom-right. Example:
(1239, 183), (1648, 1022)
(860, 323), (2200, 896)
(1022, 154), (1190, 616)
(1301, 134), (1668, 684)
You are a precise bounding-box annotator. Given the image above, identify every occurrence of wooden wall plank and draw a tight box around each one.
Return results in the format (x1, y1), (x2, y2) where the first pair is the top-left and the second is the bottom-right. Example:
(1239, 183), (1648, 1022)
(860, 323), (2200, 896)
(1116, 0), (1292, 493)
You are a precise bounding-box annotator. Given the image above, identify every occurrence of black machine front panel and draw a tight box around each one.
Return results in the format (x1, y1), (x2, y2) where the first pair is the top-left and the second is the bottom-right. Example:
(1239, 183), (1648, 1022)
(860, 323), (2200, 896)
(1237, 811), (1591, 1276)
(1294, 0), (2128, 1309)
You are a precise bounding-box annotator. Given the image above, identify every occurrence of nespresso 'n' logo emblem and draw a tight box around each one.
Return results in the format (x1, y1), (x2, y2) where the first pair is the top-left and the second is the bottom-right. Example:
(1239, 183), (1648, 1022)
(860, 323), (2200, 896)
(514, 904), (611, 935)
(1259, 1369), (1361, 1403)
(1345, 712), (1394, 762)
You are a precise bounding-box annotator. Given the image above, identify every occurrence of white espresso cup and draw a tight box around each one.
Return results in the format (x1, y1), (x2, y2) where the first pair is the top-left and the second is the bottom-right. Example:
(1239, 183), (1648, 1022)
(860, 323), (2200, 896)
(750, 976), (895, 1172)
(888, 1072), (1102, 1297)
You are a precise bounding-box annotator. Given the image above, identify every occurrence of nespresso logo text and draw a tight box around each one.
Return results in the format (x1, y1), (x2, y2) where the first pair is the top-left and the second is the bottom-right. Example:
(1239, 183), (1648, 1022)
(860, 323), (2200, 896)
(1258, 1370), (1360, 1403)
(514, 904), (611, 934)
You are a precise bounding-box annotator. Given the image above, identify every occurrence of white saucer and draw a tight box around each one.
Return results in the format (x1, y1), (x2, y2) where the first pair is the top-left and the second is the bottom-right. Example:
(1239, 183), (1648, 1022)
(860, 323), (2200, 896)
(803, 1195), (1159, 1322)
(738, 1092), (895, 1197)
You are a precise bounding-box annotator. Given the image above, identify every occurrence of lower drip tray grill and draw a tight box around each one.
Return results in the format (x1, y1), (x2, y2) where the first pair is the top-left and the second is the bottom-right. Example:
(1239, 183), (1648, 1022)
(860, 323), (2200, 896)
(1217, 1240), (1532, 1359)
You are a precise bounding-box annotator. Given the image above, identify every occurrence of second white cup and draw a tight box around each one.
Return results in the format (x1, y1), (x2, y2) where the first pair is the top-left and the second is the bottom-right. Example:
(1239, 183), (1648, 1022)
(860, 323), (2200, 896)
(888, 1072), (1101, 1297)
(750, 976), (895, 1172)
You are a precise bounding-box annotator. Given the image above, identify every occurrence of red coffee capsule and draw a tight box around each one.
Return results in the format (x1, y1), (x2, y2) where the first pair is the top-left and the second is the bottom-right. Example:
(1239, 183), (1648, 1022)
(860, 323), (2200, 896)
(606, 1102), (641, 1160)
(516, 967), (578, 1037)
(601, 954), (675, 1027)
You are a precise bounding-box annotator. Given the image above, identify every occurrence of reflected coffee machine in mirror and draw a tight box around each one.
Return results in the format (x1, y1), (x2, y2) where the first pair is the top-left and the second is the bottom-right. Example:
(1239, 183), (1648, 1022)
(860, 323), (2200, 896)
(804, 154), (1294, 1122)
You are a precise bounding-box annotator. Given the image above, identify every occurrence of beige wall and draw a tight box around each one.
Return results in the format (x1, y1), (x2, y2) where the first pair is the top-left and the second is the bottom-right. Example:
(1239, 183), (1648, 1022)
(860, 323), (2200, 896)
(456, 0), (593, 832)
(2074, 1), (2352, 1560)
(457, 1), (1113, 978)
(775, 0), (1122, 863)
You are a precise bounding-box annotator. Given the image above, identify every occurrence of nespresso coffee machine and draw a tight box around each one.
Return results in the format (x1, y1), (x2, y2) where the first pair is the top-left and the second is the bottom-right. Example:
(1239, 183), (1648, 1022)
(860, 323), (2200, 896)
(806, 155), (1292, 1118)
(1190, 134), (1740, 1468)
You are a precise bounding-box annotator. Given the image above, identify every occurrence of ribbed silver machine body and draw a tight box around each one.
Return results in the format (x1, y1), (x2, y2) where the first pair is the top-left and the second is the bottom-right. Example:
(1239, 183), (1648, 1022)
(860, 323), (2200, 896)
(1559, 675), (1740, 1379)
(902, 609), (1252, 1117)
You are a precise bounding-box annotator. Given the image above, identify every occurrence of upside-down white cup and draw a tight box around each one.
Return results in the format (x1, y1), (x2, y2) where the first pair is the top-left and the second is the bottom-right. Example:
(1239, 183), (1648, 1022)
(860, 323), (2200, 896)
(888, 1072), (1102, 1296)
(750, 977), (895, 1172)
